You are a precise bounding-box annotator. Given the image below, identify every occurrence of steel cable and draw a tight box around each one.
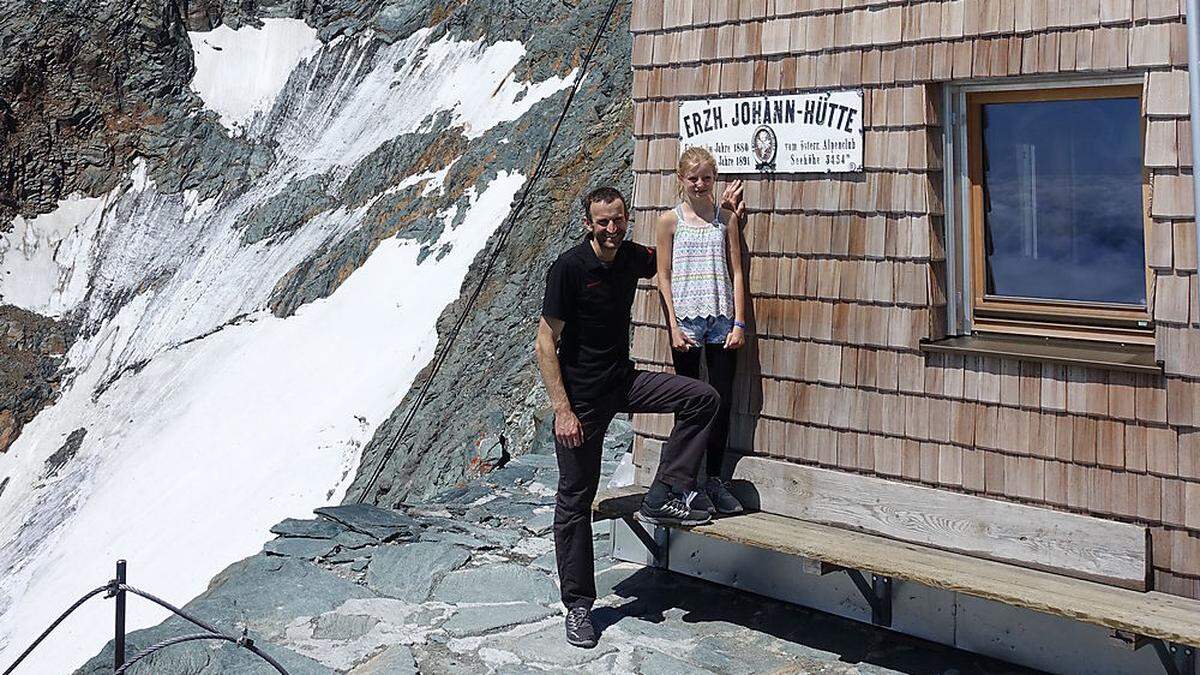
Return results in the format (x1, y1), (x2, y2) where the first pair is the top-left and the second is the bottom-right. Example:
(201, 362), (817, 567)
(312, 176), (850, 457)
(3, 582), (291, 674)
(116, 584), (222, 635)
(1, 584), (112, 675)
(115, 585), (290, 674)
(115, 633), (288, 675)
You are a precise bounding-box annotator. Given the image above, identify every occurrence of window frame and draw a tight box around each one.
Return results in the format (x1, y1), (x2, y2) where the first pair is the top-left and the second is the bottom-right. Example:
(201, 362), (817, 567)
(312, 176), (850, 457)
(946, 79), (1154, 345)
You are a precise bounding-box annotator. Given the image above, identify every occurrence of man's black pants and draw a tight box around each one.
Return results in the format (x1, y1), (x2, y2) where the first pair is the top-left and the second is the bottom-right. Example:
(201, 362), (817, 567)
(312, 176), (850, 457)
(554, 369), (719, 609)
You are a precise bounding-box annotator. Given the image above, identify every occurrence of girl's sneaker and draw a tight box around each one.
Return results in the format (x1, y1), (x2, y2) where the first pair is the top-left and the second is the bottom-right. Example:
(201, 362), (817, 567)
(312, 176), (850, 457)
(704, 477), (745, 515)
(686, 487), (716, 514)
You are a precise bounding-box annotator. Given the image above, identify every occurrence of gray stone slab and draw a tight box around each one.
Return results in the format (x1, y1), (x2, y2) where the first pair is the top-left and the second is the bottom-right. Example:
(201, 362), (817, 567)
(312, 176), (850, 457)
(419, 529), (493, 549)
(479, 501), (537, 521)
(456, 521), (522, 548)
(315, 504), (417, 540)
(510, 453), (558, 470)
(637, 649), (716, 675)
(420, 518), (523, 548)
(531, 551), (556, 572)
(349, 644), (417, 675)
(608, 613), (701, 643)
(442, 603), (559, 637)
(334, 529), (378, 549)
(493, 623), (616, 667)
(521, 510), (554, 536)
(271, 518), (344, 539)
(433, 564), (558, 605)
(311, 613), (380, 640)
(264, 536), (338, 560)
(686, 632), (809, 675)
(463, 505), (491, 522)
(484, 464), (537, 486)
(441, 484), (494, 505)
(326, 543), (378, 564)
(366, 542), (471, 602)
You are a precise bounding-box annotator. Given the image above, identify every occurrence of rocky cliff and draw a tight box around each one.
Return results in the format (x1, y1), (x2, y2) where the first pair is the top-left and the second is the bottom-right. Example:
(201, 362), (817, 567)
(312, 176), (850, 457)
(343, 3), (635, 506)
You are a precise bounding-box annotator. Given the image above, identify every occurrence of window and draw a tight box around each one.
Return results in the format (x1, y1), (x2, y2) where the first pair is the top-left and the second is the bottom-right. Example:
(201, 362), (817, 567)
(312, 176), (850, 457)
(948, 83), (1152, 344)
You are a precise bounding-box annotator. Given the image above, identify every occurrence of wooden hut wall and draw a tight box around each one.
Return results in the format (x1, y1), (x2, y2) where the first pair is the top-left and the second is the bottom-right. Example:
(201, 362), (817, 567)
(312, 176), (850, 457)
(626, 0), (1199, 598)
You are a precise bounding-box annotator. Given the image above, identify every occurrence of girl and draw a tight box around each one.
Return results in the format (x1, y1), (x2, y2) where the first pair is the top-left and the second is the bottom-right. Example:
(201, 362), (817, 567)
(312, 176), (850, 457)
(655, 147), (747, 515)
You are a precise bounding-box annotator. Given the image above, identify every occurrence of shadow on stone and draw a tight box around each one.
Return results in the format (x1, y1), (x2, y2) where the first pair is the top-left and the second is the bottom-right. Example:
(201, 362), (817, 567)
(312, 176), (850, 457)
(603, 567), (1037, 675)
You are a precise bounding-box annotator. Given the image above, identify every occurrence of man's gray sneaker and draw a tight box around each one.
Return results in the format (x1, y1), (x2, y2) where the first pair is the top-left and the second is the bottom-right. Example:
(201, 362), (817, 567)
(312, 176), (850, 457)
(637, 494), (712, 526)
(704, 477), (744, 515)
(565, 606), (597, 648)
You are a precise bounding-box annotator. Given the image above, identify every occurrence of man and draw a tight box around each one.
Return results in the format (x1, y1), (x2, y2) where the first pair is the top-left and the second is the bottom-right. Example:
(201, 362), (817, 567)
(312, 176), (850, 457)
(535, 186), (719, 649)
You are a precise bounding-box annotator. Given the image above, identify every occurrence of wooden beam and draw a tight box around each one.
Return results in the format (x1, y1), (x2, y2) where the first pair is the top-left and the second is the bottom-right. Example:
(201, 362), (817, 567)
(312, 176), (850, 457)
(636, 441), (1148, 589)
(728, 454), (1149, 590)
(724, 451), (1147, 588)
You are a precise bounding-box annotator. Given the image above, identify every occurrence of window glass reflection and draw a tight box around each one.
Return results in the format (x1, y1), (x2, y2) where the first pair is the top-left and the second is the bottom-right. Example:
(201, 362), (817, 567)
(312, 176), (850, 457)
(980, 97), (1145, 306)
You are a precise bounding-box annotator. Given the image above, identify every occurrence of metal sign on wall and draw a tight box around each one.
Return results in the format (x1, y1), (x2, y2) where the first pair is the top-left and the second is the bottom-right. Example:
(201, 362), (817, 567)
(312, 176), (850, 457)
(679, 90), (864, 174)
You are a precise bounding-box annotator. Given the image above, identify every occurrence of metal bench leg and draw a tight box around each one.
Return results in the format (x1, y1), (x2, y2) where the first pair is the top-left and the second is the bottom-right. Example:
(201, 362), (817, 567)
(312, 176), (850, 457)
(1153, 641), (1196, 675)
(844, 569), (893, 628)
(620, 516), (669, 569)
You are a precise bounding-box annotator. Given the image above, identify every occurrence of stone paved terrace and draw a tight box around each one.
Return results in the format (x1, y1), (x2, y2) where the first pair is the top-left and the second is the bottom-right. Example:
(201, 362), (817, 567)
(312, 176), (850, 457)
(78, 421), (1037, 674)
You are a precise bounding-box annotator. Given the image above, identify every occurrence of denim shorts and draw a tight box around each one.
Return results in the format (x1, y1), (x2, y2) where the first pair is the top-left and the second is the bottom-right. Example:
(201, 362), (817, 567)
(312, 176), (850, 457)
(678, 315), (733, 344)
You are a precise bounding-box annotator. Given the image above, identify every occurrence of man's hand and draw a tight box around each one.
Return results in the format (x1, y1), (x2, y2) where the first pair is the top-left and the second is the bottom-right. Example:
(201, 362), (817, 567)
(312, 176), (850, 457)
(555, 407), (584, 448)
(670, 325), (698, 352)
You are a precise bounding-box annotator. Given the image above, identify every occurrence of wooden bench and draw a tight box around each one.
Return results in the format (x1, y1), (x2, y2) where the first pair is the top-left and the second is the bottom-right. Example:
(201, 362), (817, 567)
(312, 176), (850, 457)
(593, 486), (1200, 675)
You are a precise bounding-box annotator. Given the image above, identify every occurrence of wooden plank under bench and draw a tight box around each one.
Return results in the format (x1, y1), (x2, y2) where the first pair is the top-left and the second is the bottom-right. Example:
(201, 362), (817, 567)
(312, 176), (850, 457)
(592, 487), (1200, 649)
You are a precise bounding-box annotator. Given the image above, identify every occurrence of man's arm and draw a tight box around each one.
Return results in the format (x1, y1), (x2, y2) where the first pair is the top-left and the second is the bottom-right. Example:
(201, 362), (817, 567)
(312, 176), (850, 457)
(535, 316), (583, 448)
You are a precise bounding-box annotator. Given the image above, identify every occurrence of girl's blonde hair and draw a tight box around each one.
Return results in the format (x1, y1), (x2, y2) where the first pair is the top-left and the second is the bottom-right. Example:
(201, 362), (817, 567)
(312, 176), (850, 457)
(676, 146), (718, 198)
(678, 146), (718, 178)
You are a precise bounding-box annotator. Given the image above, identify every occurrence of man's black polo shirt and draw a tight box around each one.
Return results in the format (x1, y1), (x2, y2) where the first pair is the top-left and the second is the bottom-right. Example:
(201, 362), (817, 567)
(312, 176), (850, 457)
(542, 239), (656, 403)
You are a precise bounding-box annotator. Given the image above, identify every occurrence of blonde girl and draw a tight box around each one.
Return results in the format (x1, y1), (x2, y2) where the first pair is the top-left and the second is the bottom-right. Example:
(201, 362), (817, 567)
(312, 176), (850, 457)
(655, 147), (747, 515)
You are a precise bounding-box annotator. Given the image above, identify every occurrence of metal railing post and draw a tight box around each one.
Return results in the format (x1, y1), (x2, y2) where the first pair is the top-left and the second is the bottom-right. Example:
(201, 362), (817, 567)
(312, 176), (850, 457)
(114, 560), (126, 671)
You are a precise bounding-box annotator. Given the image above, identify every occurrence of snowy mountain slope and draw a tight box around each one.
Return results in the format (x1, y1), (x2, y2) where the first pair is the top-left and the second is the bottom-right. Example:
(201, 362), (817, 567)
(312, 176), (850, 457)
(0, 1), (632, 670)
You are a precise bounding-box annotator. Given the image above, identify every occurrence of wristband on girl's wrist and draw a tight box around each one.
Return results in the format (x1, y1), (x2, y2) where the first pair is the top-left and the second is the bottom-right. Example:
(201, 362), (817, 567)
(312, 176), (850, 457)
(733, 320), (746, 329)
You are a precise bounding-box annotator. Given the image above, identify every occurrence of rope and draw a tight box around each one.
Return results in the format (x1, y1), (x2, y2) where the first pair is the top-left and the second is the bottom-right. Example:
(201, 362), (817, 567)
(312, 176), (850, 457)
(117, 584), (222, 635)
(115, 633), (288, 675)
(2, 582), (291, 675)
(115, 585), (290, 674)
(356, 0), (625, 503)
(1, 584), (111, 675)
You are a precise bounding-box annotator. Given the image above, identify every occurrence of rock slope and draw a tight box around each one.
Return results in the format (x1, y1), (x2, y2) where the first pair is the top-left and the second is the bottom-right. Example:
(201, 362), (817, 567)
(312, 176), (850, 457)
(77, 421), (1033, 674)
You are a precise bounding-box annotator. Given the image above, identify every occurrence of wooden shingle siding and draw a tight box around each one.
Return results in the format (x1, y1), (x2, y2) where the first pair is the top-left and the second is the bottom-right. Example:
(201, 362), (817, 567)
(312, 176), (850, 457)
(628, 0), (1198, 598)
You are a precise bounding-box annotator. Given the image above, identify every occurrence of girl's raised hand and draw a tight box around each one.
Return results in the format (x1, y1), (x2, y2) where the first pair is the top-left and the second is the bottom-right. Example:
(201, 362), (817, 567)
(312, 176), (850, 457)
(720, 180), (744, 212)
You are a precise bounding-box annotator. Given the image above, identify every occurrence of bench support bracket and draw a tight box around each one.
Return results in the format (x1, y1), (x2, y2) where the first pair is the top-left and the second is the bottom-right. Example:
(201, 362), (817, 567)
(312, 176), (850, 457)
(620, 516), (668, 568)
(1152, 640), (1195, 675)
(844, 569), (892, 628)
